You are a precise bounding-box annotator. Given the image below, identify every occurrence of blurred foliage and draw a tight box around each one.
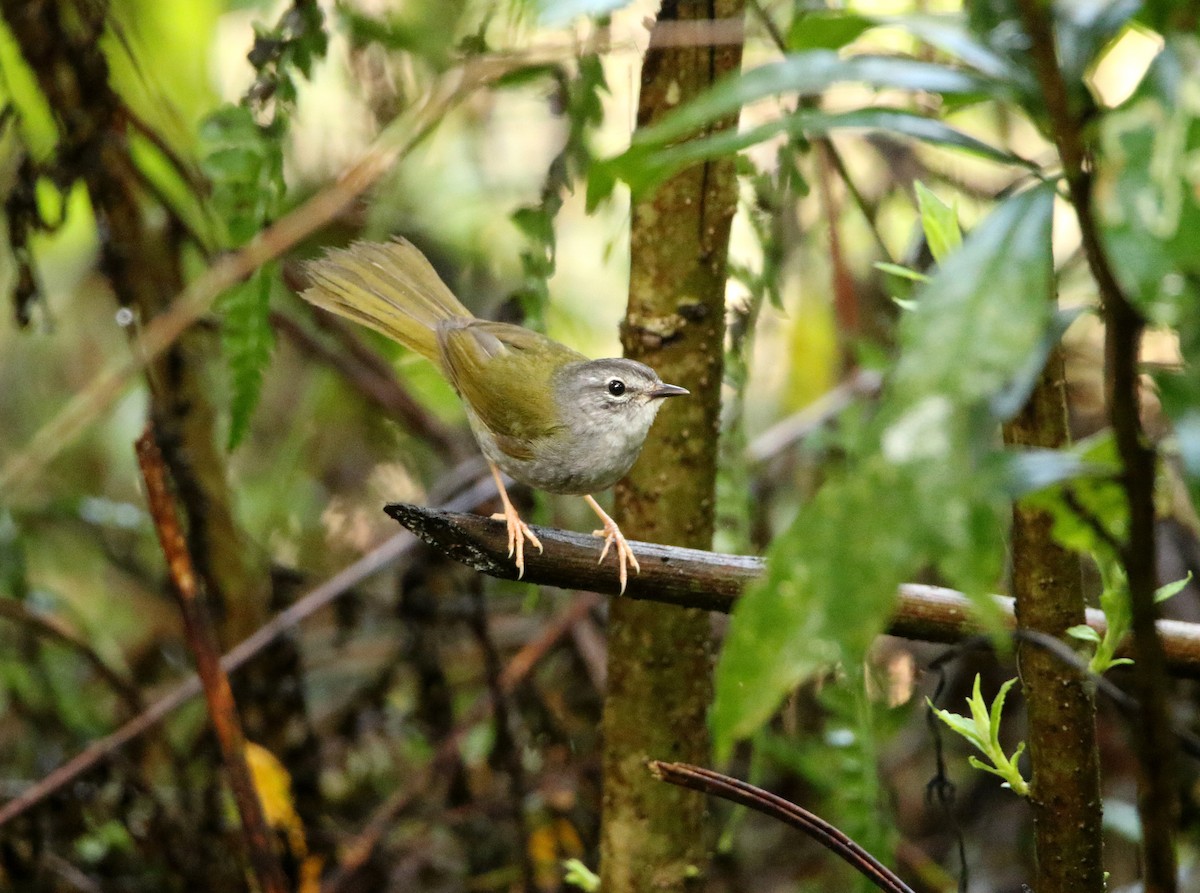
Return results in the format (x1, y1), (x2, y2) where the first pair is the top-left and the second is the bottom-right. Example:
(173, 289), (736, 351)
(0, 0), (1198, 891)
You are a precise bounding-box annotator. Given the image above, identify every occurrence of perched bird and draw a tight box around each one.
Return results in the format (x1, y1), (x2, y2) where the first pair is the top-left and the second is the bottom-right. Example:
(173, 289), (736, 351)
(301, 238), (687, 591)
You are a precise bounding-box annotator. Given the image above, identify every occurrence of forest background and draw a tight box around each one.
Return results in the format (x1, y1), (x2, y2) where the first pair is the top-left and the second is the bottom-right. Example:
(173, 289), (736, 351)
(0, 1), (1199, 892)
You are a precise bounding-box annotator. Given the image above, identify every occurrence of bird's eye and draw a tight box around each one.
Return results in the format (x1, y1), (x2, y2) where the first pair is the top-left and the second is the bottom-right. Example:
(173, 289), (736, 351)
(607, 379), (626, 397)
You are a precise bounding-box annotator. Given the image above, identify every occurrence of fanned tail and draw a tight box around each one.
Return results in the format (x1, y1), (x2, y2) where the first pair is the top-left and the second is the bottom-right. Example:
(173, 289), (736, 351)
(301, 238), (473, 361)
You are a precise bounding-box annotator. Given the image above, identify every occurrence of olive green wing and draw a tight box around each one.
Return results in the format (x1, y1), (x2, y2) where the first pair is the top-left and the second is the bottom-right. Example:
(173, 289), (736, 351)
(437, 321), (585, 458)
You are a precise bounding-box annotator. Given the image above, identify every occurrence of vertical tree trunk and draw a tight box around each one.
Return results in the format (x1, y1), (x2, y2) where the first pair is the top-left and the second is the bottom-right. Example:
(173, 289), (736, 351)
(602, 2), (744, 890)
(1004, 350), (1106, 893)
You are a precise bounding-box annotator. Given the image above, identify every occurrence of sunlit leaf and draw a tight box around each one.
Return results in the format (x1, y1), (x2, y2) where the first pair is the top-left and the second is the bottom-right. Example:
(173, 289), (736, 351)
(787, 11), (874, 51)
(915, 182), (961, 264)
(1055, 0), (1142, 84)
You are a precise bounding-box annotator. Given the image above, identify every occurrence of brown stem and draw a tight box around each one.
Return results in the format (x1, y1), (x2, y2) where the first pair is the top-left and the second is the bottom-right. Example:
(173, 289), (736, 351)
(1014, 2), (1178, 888)
(1003, 350), (1105, 892)
(134, 429), (287, 893)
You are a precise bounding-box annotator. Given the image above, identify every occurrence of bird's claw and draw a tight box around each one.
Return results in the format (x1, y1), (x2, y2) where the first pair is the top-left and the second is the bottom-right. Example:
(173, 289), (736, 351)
(593, 521), (640, 595)
(490, 510), (542, 579)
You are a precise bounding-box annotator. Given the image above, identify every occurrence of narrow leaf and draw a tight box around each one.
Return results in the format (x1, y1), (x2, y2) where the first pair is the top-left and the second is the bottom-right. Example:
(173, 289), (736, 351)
(629, 52), (997, 148)
(915, 181), (962, 264)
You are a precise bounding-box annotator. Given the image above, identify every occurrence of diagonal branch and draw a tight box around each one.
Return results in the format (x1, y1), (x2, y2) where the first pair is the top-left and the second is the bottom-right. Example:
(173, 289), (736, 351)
(649, 761), (916, 893)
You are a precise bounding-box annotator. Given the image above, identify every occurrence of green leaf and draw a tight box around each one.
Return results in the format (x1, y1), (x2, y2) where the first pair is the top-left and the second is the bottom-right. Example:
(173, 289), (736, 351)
(1155, 573), (1192, 604)
(1020, 433), (1126, 557)
(874, 262), (929, 283)
(787, 11), (874, 51)
(915, 181), (962, 264)
(1096, 39), (1200, 322)
(595, 106), (1030, 205)
(714, 186), (1057, 756)
(711, 457), (915, 756)
(876, 14), (1029, 86)
(222, 266), (276, 450)
(1067, 624), (1102, 644)
(890, 184), (1054, 407)
(628, 51), (998, 148)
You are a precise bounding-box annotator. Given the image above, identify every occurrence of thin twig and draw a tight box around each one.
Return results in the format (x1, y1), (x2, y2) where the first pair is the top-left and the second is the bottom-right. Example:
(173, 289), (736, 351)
(649, 761), (916, 893)
(134, 429), (287, 893)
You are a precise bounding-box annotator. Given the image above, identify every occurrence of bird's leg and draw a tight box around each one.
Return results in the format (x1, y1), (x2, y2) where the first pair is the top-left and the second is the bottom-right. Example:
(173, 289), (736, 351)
(488, 463), (542, 579)
(583, 494), (640, 595)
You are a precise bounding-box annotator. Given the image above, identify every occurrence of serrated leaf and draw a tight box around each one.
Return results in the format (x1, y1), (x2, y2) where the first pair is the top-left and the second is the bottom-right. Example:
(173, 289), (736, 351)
(222, 266), (276, 450)
(935, 709), (988, 750)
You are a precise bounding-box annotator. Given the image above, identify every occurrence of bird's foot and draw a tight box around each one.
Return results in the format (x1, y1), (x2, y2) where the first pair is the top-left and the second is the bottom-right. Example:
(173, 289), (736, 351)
(586, 501), (640, 595)
(489, 507), (542, 579)
(488, 462), (542, 579)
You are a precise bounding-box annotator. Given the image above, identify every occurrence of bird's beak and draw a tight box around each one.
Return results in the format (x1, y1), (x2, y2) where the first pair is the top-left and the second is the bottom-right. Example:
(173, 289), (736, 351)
(649, 383), (689, 399)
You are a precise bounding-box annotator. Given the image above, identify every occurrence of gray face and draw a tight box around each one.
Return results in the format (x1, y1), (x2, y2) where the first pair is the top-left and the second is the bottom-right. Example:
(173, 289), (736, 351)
(559, 358), (686, 436)
(510, 357), (688, 494)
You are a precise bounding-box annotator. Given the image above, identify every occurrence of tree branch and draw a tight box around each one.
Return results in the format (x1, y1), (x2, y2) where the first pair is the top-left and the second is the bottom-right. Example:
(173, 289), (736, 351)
(384, 503), (1200, 678)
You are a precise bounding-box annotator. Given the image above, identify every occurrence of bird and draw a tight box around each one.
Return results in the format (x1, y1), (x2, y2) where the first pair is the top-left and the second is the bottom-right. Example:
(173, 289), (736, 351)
(300, 238), (688, 592)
